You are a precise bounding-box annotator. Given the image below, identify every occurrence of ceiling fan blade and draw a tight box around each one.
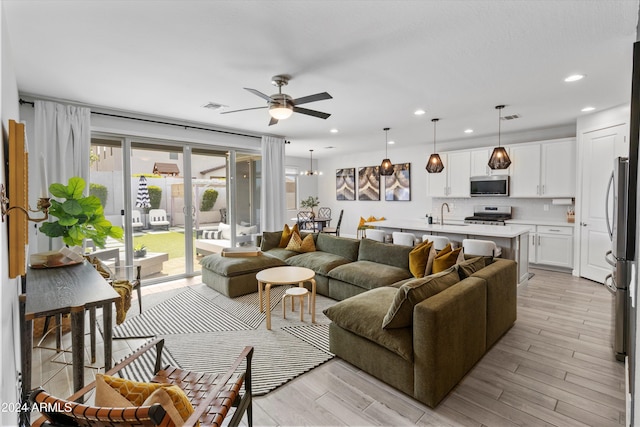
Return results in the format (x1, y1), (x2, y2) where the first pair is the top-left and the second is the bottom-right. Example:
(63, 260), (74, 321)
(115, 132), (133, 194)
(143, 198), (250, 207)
(244, 87), (272, 102)
(268, 117), (279, 126)
(293, 106), (331, 120)
(292, 92), (332, 105)
(220, 106), (267, 114)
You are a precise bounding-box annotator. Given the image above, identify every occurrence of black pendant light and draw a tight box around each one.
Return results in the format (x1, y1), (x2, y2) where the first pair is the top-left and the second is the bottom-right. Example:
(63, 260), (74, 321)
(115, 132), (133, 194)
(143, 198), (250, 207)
(426, 118), (444, 173)
(380, 127), (394, 176)
(488, 105), (512, 170)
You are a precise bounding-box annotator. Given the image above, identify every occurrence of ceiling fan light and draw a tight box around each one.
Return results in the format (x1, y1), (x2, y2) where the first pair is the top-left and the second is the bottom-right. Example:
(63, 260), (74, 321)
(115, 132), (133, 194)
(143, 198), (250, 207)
(488, 147), (511, 169)
(269, 104), (293, 120)
(380, 158), (394, 175)
(426, 153), (444, 173)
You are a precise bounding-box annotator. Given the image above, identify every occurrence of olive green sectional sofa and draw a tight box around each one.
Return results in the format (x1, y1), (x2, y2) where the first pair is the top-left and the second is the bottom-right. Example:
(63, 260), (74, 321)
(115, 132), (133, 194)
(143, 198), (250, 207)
(199, 231), (517, 407)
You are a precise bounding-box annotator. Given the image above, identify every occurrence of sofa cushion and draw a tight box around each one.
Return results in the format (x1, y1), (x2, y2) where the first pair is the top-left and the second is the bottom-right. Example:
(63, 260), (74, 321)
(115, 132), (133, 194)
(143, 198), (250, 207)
(200, 253), (286, 277)
(432, 244), (463, 273)
(315, 233), (360, 261)
(261, 231), (282, 252)
(358, 238), (412, 270)
(456, 256), (486, 280)
(218, 222), (231, 240)
(328, 260), (413, 290)
(263, 248), (301, 261)
(323, 287), (413, 361)
(286, 251), (352, 275)
(382, 266), (460, 329)
(409, 241), (433, 278)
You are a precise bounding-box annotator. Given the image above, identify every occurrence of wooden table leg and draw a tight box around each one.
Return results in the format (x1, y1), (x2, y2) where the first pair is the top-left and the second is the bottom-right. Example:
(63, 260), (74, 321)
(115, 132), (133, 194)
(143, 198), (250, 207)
(299, 294), (304, 321)
(89, 307), (96, 363)
(265, 283), (272, 330)
(258, 280), (264, 312)
(103, 302), (113, 371)
(310, 278), (316, 323)
(70, 305), (85, 400)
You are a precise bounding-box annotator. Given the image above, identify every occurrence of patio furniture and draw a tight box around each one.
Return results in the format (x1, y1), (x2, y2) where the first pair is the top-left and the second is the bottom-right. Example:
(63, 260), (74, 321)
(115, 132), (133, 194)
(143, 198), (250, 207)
(29, 338), (253, 427)
(131, 209), (144, 230)
(148, 209), (170, 230)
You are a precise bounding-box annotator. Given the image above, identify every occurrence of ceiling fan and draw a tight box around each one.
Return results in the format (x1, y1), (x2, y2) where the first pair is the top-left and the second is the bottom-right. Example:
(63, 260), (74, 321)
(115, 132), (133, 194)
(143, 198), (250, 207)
(221, 75), (332, 126)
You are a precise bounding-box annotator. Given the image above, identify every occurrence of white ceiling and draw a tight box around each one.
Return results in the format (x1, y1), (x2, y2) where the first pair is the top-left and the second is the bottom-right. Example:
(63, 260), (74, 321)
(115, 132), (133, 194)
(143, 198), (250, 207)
(3, 0), (639, 158)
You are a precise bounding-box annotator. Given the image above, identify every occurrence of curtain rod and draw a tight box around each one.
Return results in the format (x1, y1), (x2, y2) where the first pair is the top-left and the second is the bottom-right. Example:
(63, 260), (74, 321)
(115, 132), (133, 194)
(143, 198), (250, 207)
(19, 98), (262, 140)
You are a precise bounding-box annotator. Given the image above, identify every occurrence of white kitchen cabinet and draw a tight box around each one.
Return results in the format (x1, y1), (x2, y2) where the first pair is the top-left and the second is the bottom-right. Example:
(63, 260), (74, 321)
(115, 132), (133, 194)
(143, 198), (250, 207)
(531, 225), (574, 268)
(510, 138), (576, 198)
(427, 151), (470, 197)
(470, 148), (510, 177)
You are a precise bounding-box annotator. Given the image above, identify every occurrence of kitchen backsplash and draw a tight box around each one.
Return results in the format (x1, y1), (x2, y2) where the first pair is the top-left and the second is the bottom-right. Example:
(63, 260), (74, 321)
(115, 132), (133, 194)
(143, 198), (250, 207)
(431, 197), (573, 223)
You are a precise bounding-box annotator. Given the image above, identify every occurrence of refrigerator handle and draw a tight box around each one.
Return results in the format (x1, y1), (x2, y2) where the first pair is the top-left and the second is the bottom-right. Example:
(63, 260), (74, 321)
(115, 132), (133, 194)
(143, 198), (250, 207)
(605, 171), (614, 240)
(605, 250), (616, 267)
(604, 273), (616, 295)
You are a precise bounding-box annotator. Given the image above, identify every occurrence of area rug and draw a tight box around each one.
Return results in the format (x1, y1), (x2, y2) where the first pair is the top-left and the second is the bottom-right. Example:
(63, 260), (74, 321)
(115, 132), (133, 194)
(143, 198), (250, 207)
(110, 284), (335, 395)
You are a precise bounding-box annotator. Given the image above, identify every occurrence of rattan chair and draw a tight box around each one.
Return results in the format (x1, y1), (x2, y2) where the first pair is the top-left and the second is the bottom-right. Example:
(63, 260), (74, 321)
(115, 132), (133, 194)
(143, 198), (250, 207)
(29, 338), (253, 427)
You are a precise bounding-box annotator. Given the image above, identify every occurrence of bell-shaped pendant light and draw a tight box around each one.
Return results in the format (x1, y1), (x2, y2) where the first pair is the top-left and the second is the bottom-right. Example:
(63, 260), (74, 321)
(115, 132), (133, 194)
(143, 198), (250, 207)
(488, 105), (512, 170)
(426, 118), (445, 173)
(380, 127), (394, 176)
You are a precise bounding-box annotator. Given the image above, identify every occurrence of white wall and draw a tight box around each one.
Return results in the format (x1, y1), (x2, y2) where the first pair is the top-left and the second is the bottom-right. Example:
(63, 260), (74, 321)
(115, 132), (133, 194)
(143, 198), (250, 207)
(1, 4), (22, 425)
(316, 125), (576, 238)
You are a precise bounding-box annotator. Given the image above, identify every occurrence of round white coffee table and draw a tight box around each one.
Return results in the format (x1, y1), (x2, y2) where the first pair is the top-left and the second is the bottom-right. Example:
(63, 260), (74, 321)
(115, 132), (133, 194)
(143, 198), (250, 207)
(256, 266), (316, 330)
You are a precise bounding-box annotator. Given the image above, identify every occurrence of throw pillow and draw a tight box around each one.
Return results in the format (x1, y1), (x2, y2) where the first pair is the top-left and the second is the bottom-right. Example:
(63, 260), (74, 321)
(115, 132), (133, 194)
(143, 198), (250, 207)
(423, 244), (437, 276)
(142, 388), (184, 426)
(382, 266), (460, 329)
(97, 374), (163, 406)
(143, 386), (196, 425)
(218, 223), (232, 240)
(457, 256), (486, 280)
(285, 231), (316, 252)
(432, 244), (463, 273)
(408, 240), (433, 278)
(95, 374), (136, 407)
(279, 223), (299, 248)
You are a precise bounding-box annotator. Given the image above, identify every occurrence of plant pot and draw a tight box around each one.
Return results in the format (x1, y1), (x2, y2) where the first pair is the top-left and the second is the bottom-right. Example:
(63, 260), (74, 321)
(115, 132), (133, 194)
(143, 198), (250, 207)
(134, 249), (147, 258)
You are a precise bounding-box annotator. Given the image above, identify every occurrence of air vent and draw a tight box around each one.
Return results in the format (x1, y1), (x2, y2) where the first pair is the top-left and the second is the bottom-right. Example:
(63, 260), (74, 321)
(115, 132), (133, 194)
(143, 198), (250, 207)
(502, 114), (521, 120)
(201, 102), (228, 111)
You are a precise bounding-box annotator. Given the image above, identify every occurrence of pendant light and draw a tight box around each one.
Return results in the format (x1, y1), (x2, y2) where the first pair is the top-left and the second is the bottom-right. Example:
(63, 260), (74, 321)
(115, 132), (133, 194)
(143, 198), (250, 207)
(380, 127), (394, 176)
(488, 105), (512, 170)
(426, 118), (444, 173)
(301, 149), (321, 175)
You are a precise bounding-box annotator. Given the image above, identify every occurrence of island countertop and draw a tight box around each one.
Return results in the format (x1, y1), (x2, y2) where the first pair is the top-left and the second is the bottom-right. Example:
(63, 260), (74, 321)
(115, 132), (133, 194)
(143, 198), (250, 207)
(365, 219), (532, 239)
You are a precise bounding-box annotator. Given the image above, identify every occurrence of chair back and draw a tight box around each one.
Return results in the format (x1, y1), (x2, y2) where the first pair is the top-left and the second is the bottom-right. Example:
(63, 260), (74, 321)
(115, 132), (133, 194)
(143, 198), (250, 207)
(366, 229), (386, 242)
(392, 232), (416, 247)
(423, 235), (451, 251)
(317, 207), (331, 219)
(297, 211), (314, 230)
(462, 239), (499, 257)
(131, 209), (143, 227)
(335, 209), (343, 235)
(149, 209), (167, 223)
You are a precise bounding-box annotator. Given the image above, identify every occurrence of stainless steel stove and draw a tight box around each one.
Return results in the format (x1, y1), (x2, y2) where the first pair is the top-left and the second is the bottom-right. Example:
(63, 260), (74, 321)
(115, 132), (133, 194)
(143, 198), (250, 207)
(464, 206), (512, 226)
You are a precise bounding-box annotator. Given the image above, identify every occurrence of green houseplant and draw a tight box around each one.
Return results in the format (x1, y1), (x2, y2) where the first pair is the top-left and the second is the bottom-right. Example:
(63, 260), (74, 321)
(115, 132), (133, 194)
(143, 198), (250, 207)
(300, 196), (320, 216)
(39, 176), (124, 248)
(148, 185), (162, 210)
(200, 188), (219, 211)
(89, 183), (108, 207)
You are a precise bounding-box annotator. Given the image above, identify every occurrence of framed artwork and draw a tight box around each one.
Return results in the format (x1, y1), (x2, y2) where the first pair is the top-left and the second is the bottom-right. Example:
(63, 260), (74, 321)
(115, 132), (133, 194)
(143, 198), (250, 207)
(385, 163), (411, 201)
(358, 166), (380, 201)
(336, 168), (355, 200)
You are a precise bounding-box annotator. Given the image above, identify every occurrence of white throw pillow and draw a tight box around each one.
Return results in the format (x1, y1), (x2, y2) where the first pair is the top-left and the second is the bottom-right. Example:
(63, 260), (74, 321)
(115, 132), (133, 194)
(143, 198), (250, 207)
(218, 223), (231, 240)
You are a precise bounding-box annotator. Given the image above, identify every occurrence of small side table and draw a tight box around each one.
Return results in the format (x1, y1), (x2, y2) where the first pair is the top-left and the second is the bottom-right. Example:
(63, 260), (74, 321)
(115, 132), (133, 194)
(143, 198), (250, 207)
(257, 266), (316, 330)
(282, 287), (310, 321)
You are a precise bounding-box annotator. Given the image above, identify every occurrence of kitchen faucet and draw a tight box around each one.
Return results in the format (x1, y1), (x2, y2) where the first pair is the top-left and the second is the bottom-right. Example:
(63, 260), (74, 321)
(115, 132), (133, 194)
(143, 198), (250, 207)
(440, 202), (450, 226)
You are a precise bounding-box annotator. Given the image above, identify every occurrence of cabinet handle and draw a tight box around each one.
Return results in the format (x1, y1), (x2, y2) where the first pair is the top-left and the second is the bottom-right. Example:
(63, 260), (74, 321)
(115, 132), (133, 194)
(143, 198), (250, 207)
(538, 235), (541, 246)
(549, 229), (560, 232)
(536, 185), (540, 195)
(542, 184), (545, 194)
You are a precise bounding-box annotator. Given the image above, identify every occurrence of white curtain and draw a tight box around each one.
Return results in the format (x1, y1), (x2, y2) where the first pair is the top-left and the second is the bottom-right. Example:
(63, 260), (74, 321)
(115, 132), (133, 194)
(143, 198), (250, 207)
(260, 136), (287, 231)
(33, 100), (91, 251)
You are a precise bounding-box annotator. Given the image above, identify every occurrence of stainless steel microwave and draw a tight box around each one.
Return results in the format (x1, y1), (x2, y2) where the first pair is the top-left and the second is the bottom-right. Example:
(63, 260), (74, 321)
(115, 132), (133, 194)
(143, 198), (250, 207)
(470, 175), (510, 197)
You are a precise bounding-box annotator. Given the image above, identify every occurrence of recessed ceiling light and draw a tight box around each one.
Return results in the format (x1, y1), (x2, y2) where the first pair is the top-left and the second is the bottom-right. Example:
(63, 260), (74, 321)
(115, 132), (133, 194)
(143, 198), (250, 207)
(564, 74), (585, 82)
(581, 106), (595, 112)
(414, 109), (426, 116)
(388, 140), (395, 145)
(464, 129), (474, 134)
(330, 128), (338, 133)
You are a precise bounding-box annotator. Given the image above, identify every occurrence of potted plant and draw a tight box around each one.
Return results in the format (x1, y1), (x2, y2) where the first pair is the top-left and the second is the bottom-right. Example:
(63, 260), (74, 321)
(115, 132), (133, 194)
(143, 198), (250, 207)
(39, 176), (124, 248)
(300, 196), (320, 217)
(134, 243), (147, 258)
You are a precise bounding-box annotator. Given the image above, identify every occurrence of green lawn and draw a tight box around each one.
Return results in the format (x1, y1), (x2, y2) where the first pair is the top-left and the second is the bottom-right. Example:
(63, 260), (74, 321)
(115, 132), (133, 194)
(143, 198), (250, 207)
(133, 231), (192, 259)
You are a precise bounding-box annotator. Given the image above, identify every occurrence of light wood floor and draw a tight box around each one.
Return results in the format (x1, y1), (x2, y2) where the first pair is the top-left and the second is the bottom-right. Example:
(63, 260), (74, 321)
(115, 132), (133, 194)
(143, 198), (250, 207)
(31, 268), (625, 426)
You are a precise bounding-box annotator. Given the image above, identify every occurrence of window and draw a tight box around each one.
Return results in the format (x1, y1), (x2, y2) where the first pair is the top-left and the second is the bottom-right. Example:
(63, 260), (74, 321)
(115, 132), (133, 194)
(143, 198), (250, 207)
(285, 167), (298, 210)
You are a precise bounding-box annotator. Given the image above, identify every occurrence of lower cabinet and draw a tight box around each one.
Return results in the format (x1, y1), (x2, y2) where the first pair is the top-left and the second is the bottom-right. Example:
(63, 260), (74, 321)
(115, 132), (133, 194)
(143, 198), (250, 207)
(528, 225), (574, 269)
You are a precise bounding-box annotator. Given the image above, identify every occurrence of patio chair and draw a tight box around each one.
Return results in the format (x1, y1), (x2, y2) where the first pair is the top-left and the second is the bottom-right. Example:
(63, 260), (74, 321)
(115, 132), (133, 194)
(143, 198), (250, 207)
(131, 209), (144, 230)
(29, 338), (253, 427)
(149, 209), (170, 230)
(322, 209), (343, 236)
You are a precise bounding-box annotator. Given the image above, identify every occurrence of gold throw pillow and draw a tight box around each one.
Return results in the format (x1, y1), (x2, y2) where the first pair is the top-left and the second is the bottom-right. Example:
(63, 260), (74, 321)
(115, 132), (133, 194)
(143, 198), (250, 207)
(408, 240), (433, 278)
(432, 244), (463, 273)
(279, 223), (299, 248)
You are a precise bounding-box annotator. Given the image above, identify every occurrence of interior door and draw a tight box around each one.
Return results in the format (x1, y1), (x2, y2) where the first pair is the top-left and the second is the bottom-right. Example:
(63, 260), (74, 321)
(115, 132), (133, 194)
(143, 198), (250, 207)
(580, 125), (628, 282)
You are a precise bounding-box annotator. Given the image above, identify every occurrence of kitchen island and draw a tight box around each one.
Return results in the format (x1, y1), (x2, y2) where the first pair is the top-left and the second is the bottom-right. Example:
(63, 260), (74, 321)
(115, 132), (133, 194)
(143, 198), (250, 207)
(365, 219), (531, 284)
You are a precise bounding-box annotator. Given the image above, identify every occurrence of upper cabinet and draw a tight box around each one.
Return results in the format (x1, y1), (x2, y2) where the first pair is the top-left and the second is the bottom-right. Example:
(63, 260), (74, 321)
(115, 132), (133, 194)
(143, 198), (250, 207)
(470, 148), (510, 177)
(427, 151), (470, 197)
(510, 138), (576, 198)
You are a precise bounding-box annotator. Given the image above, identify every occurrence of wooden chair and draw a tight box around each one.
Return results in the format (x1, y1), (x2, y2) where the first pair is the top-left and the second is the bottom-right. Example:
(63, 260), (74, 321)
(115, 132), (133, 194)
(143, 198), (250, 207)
(322, 209), (343, 236)
(29, 338), (253, 427)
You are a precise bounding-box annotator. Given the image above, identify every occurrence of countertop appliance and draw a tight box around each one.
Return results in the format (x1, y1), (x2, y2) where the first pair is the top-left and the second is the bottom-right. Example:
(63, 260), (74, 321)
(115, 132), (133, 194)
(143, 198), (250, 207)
(605, 157), (631, 364)
(464, 205), (512, 225)
(470, 175), (509, 197)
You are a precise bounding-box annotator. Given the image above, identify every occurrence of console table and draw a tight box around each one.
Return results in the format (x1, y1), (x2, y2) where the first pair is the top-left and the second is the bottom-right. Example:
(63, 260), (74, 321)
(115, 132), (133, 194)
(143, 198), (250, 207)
(20, 261), (120, 406)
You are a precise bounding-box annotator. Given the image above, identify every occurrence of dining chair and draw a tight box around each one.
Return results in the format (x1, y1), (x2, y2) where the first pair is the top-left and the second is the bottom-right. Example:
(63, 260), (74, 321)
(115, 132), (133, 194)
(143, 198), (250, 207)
(423, 235), (451, 251)
(392, 232), (416, 247)
(317, 207), (331, 224)
(462, 238), (502, 257)
(297, 210), (315, 231)
(322, 209), (343, 236)
(366, 229), (386, 242)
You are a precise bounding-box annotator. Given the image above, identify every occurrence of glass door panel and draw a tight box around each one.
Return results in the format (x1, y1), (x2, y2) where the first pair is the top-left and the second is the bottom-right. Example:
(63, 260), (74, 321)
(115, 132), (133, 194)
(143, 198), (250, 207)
(234, 152), (261, 247)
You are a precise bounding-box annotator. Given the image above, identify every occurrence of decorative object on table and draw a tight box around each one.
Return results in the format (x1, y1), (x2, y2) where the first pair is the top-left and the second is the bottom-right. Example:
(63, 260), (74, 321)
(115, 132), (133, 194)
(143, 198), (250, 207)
(134, 244), (147, 258)
(426, 118), (445, 173)
(567, 206), (575, 223)
(379, 127), (394, 176)
(39, 176), (124, 248)
(300, 195), (320, 217)
(385, 163), (411, 201)
(29, 249), (84, 269)
(488, 105), (512, 170)
(336, 168), (355, 200)
(301, 149), (322, 176)
(358, 166), (381, 200)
